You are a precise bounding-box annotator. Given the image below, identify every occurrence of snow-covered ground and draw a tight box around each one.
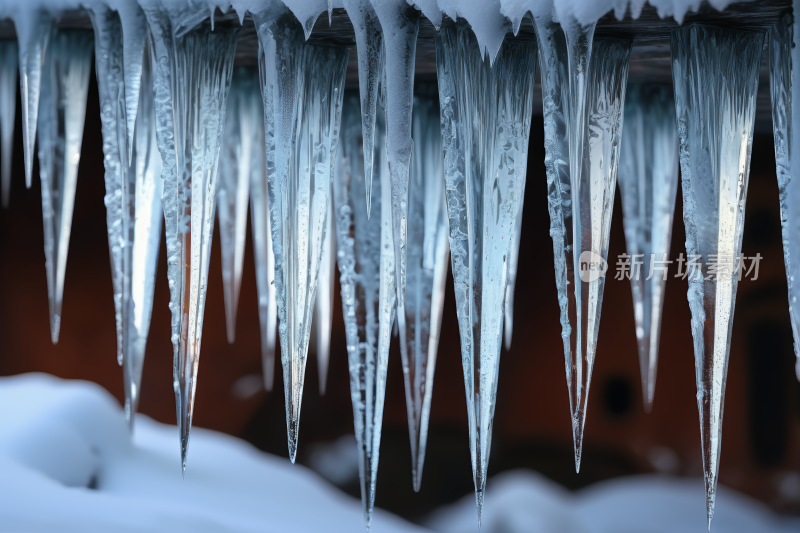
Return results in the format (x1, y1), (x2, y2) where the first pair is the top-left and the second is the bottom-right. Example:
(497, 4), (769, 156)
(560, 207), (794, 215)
(0, 373), (798, 533)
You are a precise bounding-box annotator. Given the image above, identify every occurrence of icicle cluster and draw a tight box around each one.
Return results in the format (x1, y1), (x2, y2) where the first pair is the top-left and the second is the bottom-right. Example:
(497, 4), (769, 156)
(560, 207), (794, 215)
(0, 1), (793, 530)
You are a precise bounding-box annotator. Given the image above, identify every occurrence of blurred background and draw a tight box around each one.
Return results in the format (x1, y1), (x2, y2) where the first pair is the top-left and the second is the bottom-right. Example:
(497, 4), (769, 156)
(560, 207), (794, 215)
(0, 14), (799, 527)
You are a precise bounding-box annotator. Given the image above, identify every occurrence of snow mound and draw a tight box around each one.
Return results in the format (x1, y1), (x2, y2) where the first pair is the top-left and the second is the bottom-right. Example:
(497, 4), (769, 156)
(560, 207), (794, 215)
(0, 373), (429, 533)
(426, 470), (800, 533)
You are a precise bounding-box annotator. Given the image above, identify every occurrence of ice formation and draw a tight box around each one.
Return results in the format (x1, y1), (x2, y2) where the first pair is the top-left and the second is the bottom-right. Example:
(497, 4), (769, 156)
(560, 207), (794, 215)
(436, 19), (536, 521)
(769, 10), (800, 382)
(0, 39), (16, 208)
(143, 4), (239, 471)
(535, 8), (632, 470)
(90, 3), (163, 428)
(12, 8), (53, 189)
(242, 64), (278, 391)
(253, 3), (347, 461)
(397, 89), (449, 492)
(333, 95), (395, 530)
(314, 193), (335, 395)
(670, 23), (763, 529)
(218, 68), (258, 345)
(37, 28), (93, 344)
(370, 0), (419, 309)
(617, 84), (679, 411)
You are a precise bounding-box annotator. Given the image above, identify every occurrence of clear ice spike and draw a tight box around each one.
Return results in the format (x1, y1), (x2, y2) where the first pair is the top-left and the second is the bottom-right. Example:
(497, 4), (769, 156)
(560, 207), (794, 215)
(117, 1), (148, 164)
(670, 24), (763, 529)
(254, 4), (348, 461)
(535, 12), (628, 472)
(769, 11), (800, 382)
(0, 40), (17, 208)
(617, 84), (680, 411)
(342, 0), (383, 218)
(218, 68), (258, 344)
(144, 6), (239, 472)
(37, 29), (93, 344)
(89, 5), (164, 431)
(398, 90), (449, 492)
(504, 175), (524, 351)
(435, 20), (536, 522)
(315, 190), (336, 395)
(13, 9), (53, 189)
(369, 0), (420, 308)
(333, 96), (395, 531)
(244, 64), (277, 391)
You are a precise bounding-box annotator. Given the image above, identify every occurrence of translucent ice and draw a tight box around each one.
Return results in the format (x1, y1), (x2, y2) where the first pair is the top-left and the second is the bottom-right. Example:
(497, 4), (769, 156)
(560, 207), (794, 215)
(314, 192), (335, 395)
(504, 180), (523, 351)
(37, 29), (93, 344)
(13, 8), (53, 189)
(617, 84), (679, 410)
(218, 68), (258, 344)
(89, 5), (163, 429)
(254, 4), (347, 461)
(0, 40), (16, 208)
(535, 12), (633, 471)
(369, 0), (420, 309)
(143, 5), (239, 471)
(333, 95), (395, 531)
(435, 19), (536, 521)
(342, 0), (383, 217)
(397, 90), (449, 492)
(671, 23), (763, 528)
(769, 11), (800, 382)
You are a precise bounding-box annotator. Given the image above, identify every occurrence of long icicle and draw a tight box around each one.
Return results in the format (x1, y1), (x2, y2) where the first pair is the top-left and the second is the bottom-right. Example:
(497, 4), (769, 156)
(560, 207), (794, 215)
(342, 0), (383, 218)
(89, 4), (164, 430)
(333, 94), (394, 532)
(670, 23), (763, 529)
(435, 19), (536, 523)
(617, 84), (679, 411)
(245, 65), (278, 392)
(770, 9), (800, 382)
(533, 9), (601, 471)
(218, 68), (257, 344)
(369, 0), (419, 309)
(254, 3), (347, 462)
(37, 29), (93, 344)
(504, 187), (523, 350)
(398, 88), (449, 493)
(0, 40), (16, 208)
(143, 4), (239, 472)
(12, 8), (53, 189)
(314, 191), (335, 395)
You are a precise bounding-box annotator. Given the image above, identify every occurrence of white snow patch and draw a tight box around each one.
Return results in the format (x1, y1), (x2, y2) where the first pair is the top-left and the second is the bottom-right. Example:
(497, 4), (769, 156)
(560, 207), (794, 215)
(0, 373), (429, 533)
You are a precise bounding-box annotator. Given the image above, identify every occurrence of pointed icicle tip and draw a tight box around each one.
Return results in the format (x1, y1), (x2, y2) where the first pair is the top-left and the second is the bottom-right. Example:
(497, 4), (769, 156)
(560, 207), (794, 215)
(475, 489), (484, 528)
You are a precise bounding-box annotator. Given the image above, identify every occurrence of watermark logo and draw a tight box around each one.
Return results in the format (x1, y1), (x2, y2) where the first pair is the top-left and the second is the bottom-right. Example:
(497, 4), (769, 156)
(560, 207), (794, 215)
(579, 251), (608, 282)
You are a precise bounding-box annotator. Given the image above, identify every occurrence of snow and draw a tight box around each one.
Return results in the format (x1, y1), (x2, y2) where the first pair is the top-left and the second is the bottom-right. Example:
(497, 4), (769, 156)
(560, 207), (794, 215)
(0, 373), (429, 532)
(426, 470), (800, 533)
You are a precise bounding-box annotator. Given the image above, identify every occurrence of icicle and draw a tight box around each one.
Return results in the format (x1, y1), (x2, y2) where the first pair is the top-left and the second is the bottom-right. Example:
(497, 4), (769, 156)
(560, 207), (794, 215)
(369, 0), (420, 309)
(435, 20), (536, 523)
(89, 5), (163, 430)
(143, 5), (239, 472)
(37, 29), (93, 344)
(534, 11), (604, 471)
(218, 68), (257, 344)
(243, 65), (277, 392)
(110, 0), (148, 164)
(253, 4), (348, 462)
(12, 8), (53, 189)
(617, 84), (679, 411)
(504, 185), (523, 351)
(333, 95), (394, 532)
(0, 40), (17, 208)
(314, 191), (335, 395)
(342, 0), (383, 218)
(397, 89), (449, 493)
(770, 11), (800, 382)
(671, 24), (763, 529)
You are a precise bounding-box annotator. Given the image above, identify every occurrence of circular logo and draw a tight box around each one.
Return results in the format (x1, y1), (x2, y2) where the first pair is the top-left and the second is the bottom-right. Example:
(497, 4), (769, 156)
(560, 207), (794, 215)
(579, 250), (608, 283)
